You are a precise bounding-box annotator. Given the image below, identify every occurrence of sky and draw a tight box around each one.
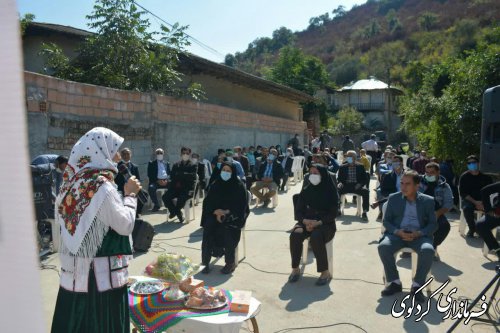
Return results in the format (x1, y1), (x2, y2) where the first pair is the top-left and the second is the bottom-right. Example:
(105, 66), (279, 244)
(17, 0), (366, 63)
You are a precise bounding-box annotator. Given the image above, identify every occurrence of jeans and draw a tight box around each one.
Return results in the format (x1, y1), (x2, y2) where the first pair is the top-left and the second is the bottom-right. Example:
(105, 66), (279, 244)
(378, 234), (435, 286)
(476, 215), (500, 251)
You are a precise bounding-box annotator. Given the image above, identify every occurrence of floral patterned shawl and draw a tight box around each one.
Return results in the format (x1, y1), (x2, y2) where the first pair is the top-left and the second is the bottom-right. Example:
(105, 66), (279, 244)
(55, 127), (124, 257)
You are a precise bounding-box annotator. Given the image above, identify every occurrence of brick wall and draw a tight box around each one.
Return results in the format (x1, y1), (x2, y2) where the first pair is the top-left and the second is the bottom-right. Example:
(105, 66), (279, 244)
(25, 71), (308, 175)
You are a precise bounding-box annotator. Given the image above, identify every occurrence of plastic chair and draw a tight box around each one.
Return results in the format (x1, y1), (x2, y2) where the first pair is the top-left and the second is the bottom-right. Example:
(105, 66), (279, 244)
(235, 191), (252, 266)
(381, 202), (432, 293)
(340, 194), (362, 216)
(482, 226), (500, 257)
(255, 187), (278, 208)
(301, 237), (334, 275)
(290, 158), (301, 185)
(49, 219), (60, 253)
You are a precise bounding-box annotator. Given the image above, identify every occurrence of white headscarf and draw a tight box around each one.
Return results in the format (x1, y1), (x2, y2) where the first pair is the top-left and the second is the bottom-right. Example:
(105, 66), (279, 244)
(56, 127), (124, 257)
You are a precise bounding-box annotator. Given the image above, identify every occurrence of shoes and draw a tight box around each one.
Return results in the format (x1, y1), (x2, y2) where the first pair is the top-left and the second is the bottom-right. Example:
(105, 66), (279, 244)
(151, 206), (160, 212)
(376, 212), (383, 221)
(288, 272), (300, 283)
(361, 212), (368, 221)
(371, 202), (380, 210)
(168, 212), (176, 219)
(466, 230), (475, 238)
(177, 212), (184, 223)
(220, 263), (236, 274)
(201, 265), (210, 274)
(315, 274), (332, 286)
(263, 199), (271, 207)
(381, 282), (402, 296)
(411, 286), (426, 303)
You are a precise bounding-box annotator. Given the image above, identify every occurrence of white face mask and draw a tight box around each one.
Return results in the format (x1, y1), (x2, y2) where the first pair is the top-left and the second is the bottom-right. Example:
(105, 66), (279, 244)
(226, 156), (233, 163)
(309, 174), (321, 186)
(156, 154), (164, 161)
(286, 152), (291, 157)
(234, 153), (239, 157)
(181, 154), (190, 161)
(55, 167), (63, 174)
(192, 158), (198, 164)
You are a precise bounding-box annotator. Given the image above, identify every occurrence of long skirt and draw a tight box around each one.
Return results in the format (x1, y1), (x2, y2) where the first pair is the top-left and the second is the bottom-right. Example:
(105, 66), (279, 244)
(51, 269), (129, 333)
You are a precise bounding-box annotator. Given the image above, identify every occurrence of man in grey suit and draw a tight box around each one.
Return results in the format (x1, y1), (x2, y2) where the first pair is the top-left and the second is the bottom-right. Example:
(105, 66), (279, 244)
(378, 170), (437, 302)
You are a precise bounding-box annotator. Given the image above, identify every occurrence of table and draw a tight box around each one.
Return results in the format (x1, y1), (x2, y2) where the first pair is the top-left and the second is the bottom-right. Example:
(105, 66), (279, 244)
(129, 276), (261, 333)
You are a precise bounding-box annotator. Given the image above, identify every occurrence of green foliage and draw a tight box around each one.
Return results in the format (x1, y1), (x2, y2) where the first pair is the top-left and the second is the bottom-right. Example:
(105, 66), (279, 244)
(20, 13), (35, 36)
(331, 106), (364, 135)
(39, 0), (202, 99)
(418, 12), (439, 31)
(400, 43), (500, 170)
(332, 6), (346, 19)
(268, 46), (329, 96)
(377, 0), (406, 15)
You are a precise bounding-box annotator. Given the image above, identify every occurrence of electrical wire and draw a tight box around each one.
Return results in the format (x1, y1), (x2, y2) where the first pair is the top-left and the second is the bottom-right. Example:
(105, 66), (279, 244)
(273, 322), (369, 333)
(132, 0), (226, 61)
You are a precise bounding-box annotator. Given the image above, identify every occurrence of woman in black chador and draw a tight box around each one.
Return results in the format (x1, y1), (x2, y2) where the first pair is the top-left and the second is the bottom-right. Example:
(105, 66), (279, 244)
(201, 162), (249, 274)
(289, 163), (339, 286)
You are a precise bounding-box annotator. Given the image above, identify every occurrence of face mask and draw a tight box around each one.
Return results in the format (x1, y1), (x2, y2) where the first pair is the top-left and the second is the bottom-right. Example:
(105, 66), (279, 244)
(286, 152), (291, 157)
(268, 154), (276, 161)
(414, 154), (420, 159)
(220, 171), (232, 181)
(156, 154), (164, 161)
(309, 174), (321, 186)
(346, 157), (353, 164)
(386, 158), (393, 164)
(425, 175), (437, 182)
(226, 156), (233, 162)
(392, 162), (401, 170)
(217, 162), (222, 169)
(249, 151), (254, 155)
(192, 158), (198, 164)
(55, 167), (63, 174)
(467, 163), (478, 171)
(257, 150), (262, 154)
(234, 153), (239, 157)
(181, 154), (190, 161)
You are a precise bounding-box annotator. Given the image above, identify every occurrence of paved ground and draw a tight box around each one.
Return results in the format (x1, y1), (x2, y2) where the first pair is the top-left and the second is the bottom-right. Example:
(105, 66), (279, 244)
(39, 176), (499, 333)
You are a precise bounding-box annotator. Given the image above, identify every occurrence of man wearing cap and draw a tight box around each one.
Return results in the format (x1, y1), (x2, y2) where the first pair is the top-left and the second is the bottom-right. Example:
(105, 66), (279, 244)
(362, 134), (379, 175)
(147, 148), (171, 212)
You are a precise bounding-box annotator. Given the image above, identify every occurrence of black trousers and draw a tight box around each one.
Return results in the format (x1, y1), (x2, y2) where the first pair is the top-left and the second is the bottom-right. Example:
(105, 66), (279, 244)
(476, 215), (500, 251)
(462, 204), (478, 233)
(162, 190), (190, 216)
(290, 225), (335, 272)
(433, 214), (451, 248)
(280, 172), (290, 190)
(367, 151), (377, 175)
(202, 216), (241, 265)
(339, 183), (370, 212)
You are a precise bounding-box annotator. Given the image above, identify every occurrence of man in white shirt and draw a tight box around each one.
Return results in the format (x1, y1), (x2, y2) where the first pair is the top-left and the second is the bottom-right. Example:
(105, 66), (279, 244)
(361, 134), (379, 175)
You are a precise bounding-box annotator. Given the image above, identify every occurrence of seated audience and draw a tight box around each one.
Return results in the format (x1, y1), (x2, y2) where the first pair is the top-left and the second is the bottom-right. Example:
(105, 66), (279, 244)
(147, 148), (170, 212)
(476, 182), (500, 260)
(279, 147), (294, 191)
(251, 148), (284, 207)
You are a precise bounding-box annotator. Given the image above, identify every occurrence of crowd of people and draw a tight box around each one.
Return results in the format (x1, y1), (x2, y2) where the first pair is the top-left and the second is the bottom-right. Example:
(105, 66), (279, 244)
(48, 127), (499, 332)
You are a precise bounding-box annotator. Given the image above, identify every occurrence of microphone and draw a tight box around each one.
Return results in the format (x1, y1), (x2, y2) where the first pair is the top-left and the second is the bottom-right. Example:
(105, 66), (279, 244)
(118, 163), (149, 204)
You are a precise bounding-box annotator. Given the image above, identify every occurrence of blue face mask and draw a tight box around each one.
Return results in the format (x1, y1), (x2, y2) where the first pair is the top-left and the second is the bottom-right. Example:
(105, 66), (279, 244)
(346, 157), (353, 164)
(425, 175), (437, 183)
(217, 162), (222, 169)
(467, 163), (478, 171)
(268, 154), (276, 161)
(220, 171), (232, 181)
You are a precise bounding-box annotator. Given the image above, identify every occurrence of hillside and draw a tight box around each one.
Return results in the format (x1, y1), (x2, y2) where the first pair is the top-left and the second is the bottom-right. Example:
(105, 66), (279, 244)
(227, 0), (500, 88)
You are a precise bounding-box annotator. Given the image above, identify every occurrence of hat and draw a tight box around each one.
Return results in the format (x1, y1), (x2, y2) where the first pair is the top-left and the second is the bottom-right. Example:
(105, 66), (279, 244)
(225, 150), (234, 156)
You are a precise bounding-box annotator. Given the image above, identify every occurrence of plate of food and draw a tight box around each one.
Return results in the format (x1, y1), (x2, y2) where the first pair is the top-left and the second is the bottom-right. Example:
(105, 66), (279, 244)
(184, 287), (228, 310)
(130, 280), (165, 295)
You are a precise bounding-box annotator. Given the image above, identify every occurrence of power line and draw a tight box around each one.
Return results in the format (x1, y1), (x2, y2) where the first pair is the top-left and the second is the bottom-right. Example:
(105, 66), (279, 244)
(132, 0), (226, 61)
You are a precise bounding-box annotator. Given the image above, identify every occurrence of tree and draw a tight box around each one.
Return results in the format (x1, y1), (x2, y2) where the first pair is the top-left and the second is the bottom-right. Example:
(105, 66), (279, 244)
(400, 41), (500, 170)
(20, 13), (35, 36)
(418, 12), (439, 31)
(40, 0), (203, 99)
(332, 106), (364, 135)
(332, 5), (346, 19)
(224, 54), (236, 67)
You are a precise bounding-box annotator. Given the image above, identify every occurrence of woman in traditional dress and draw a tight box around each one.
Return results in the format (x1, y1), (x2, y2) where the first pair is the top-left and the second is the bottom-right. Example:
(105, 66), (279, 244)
(51, 127), (141, 333)
(201, 162), (249, 274)
(289, 164), (338, 286)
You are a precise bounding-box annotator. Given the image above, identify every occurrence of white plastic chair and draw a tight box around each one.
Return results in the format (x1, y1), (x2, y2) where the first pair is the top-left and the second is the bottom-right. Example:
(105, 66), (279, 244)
(235, 191), (251, 266)
(49, 219), (60, 253)
(301, 237), (334, 275)
(156, 188), (168, 208)
(255, 187), (278, 208)
(381, 202), (432, 293)
(340, 194), (362, 217)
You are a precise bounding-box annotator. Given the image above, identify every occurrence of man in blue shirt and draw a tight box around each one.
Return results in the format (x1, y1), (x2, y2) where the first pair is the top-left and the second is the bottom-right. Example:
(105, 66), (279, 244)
(378, 170), (437, 303)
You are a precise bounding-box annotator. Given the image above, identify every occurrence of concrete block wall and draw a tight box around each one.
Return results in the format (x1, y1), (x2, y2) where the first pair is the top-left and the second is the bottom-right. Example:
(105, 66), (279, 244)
(25, 71), (308, 177)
